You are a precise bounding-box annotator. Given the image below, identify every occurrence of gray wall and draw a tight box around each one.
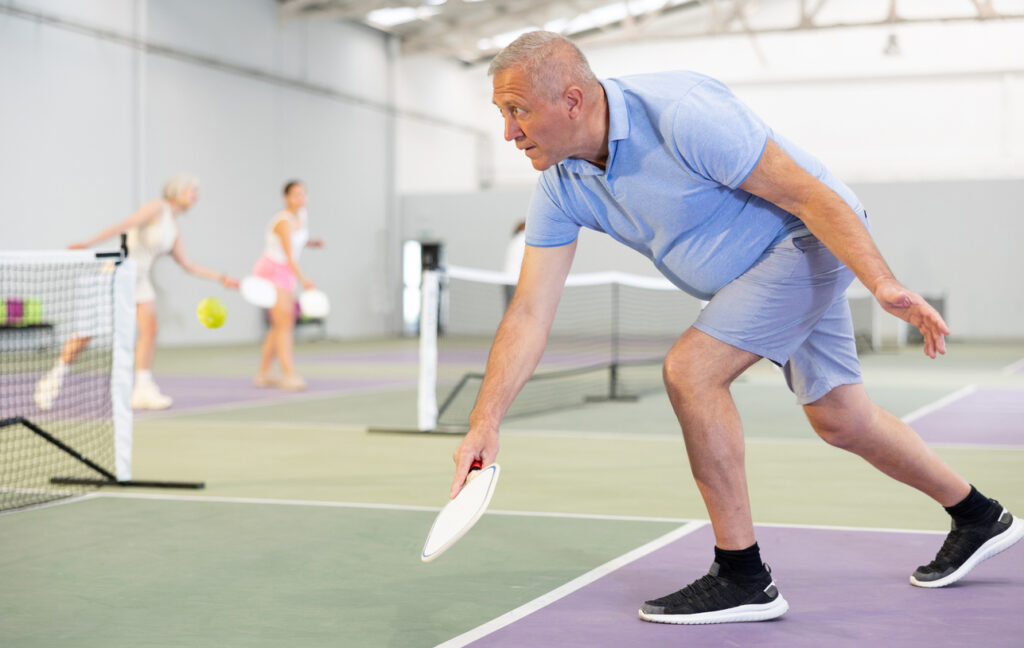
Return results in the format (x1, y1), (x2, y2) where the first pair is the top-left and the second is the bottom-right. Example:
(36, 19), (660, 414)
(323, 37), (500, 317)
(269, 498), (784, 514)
(854, 179), (1024, 340)
(401, 178), (1024, 341)
(0, 1), (398, 344)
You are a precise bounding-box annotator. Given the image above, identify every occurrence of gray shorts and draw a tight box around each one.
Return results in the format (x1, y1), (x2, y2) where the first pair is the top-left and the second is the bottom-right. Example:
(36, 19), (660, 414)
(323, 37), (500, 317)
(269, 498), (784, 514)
(693, 231), (862, 405)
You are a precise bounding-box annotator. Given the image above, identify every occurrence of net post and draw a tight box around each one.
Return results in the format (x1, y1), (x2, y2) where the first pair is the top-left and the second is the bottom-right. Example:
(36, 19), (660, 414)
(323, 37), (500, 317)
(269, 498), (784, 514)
(417, 267), (441, 432)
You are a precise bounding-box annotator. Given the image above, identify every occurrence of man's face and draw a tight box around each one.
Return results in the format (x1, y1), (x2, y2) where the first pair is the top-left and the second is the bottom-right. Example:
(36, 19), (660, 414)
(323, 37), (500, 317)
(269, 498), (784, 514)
(492, 67), (570, 172)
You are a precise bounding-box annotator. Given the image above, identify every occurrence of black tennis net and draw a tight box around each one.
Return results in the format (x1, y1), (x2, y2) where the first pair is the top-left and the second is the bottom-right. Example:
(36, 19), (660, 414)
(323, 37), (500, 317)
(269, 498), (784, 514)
(429, 266), (702, 430)
(0, 249), (135, 512)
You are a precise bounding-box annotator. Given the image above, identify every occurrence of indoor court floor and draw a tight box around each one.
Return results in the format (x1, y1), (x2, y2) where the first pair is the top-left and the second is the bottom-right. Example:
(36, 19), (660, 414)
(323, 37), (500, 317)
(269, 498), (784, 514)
(2, 338), (1023, 647)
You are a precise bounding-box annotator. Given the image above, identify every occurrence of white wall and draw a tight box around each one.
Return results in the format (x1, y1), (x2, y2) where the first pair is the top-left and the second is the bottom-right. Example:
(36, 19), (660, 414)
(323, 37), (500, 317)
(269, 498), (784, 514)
(4, 2), (1023, 342)
(474, 20), (1024, 187)
(399, 17), (1024, 341)
(0, 0), (398, 344)
(392, 54), (489, 194)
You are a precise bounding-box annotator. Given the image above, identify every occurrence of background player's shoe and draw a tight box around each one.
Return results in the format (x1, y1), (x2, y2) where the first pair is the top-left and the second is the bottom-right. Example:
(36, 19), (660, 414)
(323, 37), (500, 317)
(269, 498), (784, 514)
(911, 505), (1024, 588)
(279, 374), (306, 391)
(639, 562), (788, 624)
(131, 380), (173, 410)
(252, 372), (280, 388)
(33, 367), (64, 411)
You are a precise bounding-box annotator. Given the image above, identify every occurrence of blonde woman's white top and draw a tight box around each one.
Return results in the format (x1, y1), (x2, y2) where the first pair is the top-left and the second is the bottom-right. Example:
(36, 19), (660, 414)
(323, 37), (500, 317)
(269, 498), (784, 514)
(126, 202), (178, 303)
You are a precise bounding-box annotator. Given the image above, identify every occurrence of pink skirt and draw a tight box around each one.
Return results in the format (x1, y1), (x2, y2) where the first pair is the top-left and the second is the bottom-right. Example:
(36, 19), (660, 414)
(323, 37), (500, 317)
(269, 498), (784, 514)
(252, 255), (296, 292)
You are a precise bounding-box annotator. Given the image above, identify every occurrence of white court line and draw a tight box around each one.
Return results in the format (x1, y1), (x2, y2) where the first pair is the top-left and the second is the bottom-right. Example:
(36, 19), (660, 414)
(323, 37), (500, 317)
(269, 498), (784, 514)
(0, 492), (97, 517)
(88, 491), (693, 524)
(501, 428), (1019, 451)
(433, 521), (709, 648)
(755, 519), (945, 536)
(900, 384), (977, 424)
(85, 492), (959, 536)
(92, 491), (442, 513)
(1002, 357), (1024, 375)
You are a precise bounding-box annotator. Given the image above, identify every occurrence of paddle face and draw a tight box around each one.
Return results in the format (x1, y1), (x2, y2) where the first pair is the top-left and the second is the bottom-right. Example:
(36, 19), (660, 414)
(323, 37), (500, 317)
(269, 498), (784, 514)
(421, 463), (500, 562)
(299, 288), (330, 318)
(240, 276), (277, 308)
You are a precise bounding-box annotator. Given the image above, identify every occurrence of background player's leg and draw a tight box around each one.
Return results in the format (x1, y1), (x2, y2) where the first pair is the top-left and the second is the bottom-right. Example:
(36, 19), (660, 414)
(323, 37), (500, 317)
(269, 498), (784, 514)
(269, 290), (304, 390)
(131, 301), (171, 409)
(34, 335), (93, 410)
(60, 336), (90, 364)
(663, 327), (762, 550)
(135, 301), (157, 373)
(255, 296), (280, 385)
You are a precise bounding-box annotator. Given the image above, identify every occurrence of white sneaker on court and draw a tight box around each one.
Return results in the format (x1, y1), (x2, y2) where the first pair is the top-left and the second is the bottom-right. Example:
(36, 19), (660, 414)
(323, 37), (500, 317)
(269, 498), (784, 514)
(34, 368), (63, 411)
(279, 374), (306, 391)
(131, 382), (172, 410)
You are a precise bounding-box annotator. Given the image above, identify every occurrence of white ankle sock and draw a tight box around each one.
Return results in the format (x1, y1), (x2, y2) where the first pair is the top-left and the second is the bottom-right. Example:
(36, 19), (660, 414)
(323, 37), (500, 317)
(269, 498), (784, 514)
(52, 360), (69, 380)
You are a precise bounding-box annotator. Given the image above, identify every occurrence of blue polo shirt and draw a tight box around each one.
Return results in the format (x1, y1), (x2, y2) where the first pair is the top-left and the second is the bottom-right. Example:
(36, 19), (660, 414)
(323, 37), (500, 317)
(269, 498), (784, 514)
(526, 72), (864, 300)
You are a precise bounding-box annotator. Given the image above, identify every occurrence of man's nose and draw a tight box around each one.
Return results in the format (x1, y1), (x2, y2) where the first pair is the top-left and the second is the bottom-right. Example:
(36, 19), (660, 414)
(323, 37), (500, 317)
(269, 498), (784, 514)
(504, 116), (522, 142)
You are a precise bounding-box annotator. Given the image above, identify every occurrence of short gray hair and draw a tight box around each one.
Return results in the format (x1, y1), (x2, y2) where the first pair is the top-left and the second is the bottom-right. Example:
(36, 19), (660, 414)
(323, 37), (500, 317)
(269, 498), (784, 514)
(488, 31), (597, 101)
(162, 174), (200, 202)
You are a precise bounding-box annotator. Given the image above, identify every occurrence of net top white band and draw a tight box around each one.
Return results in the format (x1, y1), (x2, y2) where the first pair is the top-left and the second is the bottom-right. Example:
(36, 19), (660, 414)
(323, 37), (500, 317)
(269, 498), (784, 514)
(445, 264), (677, 291)
(0, 250), (100, 263)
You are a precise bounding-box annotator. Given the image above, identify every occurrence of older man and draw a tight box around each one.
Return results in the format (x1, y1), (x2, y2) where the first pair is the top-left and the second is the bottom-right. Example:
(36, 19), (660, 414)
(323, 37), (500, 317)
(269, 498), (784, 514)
(450, 31), (1022, 624)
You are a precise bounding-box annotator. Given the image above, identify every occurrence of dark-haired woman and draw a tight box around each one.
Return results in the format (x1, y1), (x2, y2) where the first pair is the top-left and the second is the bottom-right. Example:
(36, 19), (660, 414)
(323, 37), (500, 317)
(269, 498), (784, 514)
(252, 180), (323, 390)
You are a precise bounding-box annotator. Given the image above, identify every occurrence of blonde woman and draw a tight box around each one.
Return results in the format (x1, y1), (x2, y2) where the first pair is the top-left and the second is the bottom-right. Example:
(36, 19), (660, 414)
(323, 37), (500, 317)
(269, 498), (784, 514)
(252, 180), (323, 390)
(35, 175), (238, 411)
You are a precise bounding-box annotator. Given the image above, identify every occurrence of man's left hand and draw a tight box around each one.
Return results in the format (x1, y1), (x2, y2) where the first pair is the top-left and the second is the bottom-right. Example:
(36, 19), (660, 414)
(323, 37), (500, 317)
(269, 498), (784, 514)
(873, 279), (949, 359)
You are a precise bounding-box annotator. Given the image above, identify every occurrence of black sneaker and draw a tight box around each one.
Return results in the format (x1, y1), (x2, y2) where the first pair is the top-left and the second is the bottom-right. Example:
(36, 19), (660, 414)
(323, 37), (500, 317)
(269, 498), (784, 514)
(911, 504), (1024, 588)
(638, 562), (788, 624)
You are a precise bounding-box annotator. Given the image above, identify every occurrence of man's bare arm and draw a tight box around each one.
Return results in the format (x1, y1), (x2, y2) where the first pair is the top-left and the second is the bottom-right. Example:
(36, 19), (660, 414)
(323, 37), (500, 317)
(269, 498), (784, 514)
(450, 239), (577, 497)
(739, 139), (949, 358)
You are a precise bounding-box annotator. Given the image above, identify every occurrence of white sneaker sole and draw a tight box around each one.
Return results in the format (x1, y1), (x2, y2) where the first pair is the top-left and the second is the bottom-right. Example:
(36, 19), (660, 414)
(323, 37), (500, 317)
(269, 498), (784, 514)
(131, 393), (173, 410)
(910, 511), (1024, 588)
(638, 593), (789, 625)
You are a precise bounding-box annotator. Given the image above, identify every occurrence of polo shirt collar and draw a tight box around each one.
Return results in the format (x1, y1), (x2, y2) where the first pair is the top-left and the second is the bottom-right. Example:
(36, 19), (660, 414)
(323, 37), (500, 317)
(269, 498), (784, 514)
(558, 78), (629, 176)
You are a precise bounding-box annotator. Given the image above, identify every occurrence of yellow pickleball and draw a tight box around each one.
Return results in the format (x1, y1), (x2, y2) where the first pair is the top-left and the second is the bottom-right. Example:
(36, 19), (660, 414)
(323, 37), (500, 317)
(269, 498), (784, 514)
(196, 297), (227, 329)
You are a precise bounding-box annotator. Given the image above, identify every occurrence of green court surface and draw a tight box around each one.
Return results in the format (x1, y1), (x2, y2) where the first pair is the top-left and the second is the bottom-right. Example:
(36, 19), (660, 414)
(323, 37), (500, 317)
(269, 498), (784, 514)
(2, 339), (1023, 647)
(0, 495), (680, 647)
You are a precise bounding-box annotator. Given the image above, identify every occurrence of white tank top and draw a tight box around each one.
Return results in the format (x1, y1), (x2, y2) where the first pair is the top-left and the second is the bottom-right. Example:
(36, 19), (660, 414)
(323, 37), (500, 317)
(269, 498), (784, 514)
(127, 202), (177, 268)
(263, 208), (309, 263)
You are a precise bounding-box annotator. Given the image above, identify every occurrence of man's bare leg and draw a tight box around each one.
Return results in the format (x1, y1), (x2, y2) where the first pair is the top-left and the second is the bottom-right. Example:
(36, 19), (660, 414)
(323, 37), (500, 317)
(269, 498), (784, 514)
(802, 383), (1024, 588)
(641, 328), (786, 625)
(662, 327), (762, 549)
(803, 383), (968, 505)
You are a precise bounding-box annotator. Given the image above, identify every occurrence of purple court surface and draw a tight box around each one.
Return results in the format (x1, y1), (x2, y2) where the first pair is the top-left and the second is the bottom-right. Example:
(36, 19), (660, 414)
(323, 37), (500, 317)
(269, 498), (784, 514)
(0, 371), (415, 419)
(138, 374), (415, 415)
(465, 522), (1024, 648)
(909, 387), (1024, 446)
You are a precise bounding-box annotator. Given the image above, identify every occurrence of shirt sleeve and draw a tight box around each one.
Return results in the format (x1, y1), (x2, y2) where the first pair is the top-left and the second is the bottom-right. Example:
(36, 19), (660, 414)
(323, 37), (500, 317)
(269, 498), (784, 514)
(525, 175), (580, 248)
(672, 78), (769, 189)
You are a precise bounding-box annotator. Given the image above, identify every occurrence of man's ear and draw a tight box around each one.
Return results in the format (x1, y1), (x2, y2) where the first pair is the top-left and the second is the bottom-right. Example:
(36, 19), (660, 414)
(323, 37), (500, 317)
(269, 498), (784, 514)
(564, 86), (584, 118)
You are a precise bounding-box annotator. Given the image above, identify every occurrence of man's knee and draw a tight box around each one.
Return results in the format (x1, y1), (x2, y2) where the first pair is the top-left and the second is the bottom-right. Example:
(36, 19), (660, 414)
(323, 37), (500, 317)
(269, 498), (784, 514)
(804, 385), (878, 449)
(663, 329), (756, 398)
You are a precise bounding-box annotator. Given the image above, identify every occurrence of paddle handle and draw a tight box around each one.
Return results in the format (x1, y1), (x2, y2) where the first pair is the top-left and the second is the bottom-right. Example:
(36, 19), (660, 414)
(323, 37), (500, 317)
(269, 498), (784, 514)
(465, 460), (483, 484)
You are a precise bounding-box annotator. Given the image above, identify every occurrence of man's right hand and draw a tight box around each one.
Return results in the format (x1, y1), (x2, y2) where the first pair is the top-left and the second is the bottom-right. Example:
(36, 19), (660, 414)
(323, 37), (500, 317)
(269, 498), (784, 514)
(450, 426), (500, 499)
